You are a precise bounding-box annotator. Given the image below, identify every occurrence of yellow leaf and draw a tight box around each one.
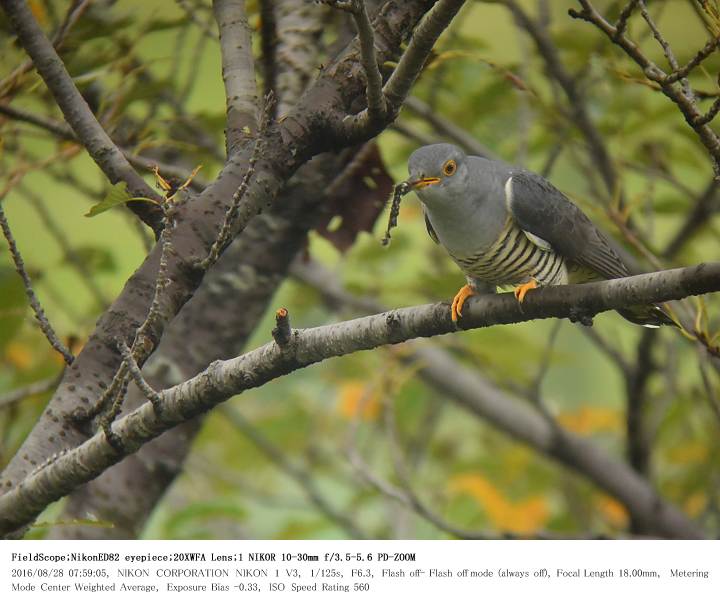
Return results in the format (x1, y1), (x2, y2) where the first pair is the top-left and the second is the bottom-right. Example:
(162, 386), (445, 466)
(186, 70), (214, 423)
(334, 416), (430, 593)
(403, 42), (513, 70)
(448, 472), (549, 533)
(5, 341), (33, 370)
(557, 406), (621, 435)
(667, 442), (709, 464)
(684, 492), (707, 517)
(596, 495), (628, 528)
(153, 165), (172, 192)
(337, 381), (380, 421)
(29, 0), (47, 25)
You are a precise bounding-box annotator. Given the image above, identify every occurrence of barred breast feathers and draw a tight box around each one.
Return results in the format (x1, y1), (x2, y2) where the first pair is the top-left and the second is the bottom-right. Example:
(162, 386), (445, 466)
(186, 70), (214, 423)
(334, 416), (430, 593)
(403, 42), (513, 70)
(450, 218), (568, 287)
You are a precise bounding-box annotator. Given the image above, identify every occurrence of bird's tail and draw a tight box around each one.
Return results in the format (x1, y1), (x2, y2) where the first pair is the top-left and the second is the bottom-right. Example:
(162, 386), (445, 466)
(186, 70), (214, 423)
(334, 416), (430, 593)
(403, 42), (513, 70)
(617, 304), (677, 328)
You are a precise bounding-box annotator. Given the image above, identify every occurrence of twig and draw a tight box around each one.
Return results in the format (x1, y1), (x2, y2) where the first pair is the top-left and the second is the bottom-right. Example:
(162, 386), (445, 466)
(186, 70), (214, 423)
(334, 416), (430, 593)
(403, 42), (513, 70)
(502, 0), (619, 197)
(0, 199), (74, 365)
(665, 36), (720, 84)
(1, 0), (164, 230)
(696, 97), (720, 126)
(119, 341), (162, 414)
(271, 307), (292, 346)
(637, 0), (691, 97)
(614, 0), (641, 39)
(213, 0), (259, 154)
(133, 203), (176, 355)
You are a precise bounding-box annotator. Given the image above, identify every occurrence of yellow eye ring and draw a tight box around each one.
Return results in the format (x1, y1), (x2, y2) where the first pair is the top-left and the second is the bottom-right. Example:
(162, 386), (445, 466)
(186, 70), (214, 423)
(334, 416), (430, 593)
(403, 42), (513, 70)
(443, 159), (457, 177)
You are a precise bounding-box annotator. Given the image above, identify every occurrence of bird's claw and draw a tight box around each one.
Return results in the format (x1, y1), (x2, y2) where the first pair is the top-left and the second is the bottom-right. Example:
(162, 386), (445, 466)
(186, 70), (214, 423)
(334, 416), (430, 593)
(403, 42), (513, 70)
(451, 284), (476, 322)
(513, 278), (538, 303)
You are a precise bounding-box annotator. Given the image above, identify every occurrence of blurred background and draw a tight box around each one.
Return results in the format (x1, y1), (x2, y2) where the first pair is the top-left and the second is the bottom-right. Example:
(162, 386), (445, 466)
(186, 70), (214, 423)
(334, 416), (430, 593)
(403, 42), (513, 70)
(0, 0), (718, 538)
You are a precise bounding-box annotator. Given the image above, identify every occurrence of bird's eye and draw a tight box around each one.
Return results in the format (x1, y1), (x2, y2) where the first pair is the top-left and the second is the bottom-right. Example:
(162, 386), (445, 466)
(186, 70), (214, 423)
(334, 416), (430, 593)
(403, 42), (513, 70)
(443, 159), (457, 176)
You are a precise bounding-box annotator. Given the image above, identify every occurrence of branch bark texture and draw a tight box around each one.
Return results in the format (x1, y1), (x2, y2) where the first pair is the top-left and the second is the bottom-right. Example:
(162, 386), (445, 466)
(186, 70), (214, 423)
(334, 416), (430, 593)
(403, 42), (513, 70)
(0, 263), (717, 536)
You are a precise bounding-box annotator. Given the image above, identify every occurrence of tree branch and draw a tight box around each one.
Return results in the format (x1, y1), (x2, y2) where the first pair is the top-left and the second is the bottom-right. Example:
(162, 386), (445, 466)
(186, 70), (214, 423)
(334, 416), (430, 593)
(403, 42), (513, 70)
(342, 0), (467, 139)
(325, 0), (387, 124)
(0, 101), (207, 193)
(5, 0), (429, 535)
(0, 0), (164, 231)
(1, 262), (717, 536)
(570, 1), (720, 175)
(213, 0), (258, 155)
(293, 258), (701, 538)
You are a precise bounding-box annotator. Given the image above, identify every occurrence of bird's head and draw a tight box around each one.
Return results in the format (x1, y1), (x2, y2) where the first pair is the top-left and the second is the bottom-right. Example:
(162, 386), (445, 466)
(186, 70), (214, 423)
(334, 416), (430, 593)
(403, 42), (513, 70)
(407, 143), (468, 208)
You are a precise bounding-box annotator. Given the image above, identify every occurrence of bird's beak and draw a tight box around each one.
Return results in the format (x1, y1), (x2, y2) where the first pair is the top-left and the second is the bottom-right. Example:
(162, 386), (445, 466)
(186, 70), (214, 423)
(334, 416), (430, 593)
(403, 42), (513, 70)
(409, 177), (441, 190)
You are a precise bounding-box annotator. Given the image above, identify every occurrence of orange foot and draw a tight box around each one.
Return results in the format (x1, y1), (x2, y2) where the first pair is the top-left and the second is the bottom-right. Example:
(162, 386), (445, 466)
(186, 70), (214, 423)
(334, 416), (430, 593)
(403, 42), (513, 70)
(514, 278), (538, 303)
(451, 284), (476, 322)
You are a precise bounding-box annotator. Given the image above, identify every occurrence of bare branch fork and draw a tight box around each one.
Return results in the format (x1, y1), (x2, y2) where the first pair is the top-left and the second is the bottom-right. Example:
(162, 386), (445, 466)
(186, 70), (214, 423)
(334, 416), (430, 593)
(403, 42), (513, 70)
(569, 0), (720, 175)
(325, 0), (468, 139)
(0, 262), (718, 536)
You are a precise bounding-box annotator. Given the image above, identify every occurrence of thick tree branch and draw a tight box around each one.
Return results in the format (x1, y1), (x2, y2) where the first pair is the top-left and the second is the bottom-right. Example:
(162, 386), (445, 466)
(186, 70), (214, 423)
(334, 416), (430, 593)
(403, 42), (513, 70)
(212, 0), (258, 154)
(293, 259), (700, 539)
(0, 263), (717, 536)
(0, 1), (437, 505)
(0, 0), (164, 230)
(6, 1), (391, 538)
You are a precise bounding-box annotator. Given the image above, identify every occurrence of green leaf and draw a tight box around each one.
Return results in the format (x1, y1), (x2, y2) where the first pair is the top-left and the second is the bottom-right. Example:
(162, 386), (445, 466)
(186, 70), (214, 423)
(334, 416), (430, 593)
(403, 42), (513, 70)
(85, 182), (157, 218)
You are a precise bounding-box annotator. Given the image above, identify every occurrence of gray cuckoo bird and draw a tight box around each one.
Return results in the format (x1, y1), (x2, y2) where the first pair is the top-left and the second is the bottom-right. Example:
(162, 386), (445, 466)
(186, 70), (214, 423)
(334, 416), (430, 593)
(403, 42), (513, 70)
(407, 143), (673, 327)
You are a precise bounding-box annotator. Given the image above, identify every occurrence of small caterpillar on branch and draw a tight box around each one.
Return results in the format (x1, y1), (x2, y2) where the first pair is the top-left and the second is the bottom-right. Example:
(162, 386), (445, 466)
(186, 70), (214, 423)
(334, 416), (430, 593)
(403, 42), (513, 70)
(381, 181), (411, 246)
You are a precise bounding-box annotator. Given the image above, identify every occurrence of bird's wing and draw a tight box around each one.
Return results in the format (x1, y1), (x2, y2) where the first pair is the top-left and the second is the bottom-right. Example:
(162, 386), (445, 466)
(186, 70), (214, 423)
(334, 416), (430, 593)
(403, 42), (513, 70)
(506, 171), (629, 279)
(424, 210), (439, 245)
